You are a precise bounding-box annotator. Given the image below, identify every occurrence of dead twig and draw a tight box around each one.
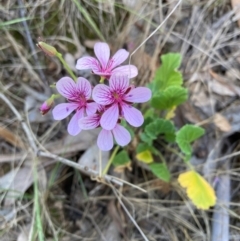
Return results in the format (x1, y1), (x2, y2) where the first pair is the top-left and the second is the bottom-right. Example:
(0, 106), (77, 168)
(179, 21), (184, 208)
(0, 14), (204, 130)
(38, 150), (123, 186)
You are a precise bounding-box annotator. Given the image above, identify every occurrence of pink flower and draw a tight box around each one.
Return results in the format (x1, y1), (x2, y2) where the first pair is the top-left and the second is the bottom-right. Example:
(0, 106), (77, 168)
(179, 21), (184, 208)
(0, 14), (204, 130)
(92, 75), (152, 131)
(52, 77), (98, 136)
(79, 105), (131, 151)
(40, 96), (54, 115)
(76, 42), (138, 79)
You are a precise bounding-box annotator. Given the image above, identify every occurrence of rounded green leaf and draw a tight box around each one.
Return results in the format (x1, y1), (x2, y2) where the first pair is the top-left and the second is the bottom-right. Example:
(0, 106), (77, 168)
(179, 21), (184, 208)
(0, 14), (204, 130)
(176, 125), (205, 160)
(151, 86), (188, 110)
(112, 150), (130, 167)
(149, 163), (171, 182)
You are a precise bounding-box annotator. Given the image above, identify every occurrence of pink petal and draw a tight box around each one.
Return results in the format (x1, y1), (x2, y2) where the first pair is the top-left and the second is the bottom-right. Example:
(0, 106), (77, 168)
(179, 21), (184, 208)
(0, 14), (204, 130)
(109, 75), (129, 93)
(109, 49), (129, 69)
(112, 124), (131, 147)
(56, 77), (77, 99)
(111, 65), (138, 78)
(75, 56), (100, 72)
(97, 129), (113, 151)
(76, 77), (92, 99)
(86, 102), (98, 115)
(100, 104), (119, 130)
(67, 108), (84, 136)
(94, 42), (110, 69)
(122, 104), (144, 127)
(92, 84), (113, 105)
(79, 114), (100, 130)
(52, 103), (78, 120)
(124, 87), (152, 103)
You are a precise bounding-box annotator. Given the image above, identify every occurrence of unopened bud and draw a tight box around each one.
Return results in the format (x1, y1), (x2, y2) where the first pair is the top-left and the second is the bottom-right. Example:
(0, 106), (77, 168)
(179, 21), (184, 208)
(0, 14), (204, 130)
(40, 96), (54, 115)
(37, 41), (58, 57)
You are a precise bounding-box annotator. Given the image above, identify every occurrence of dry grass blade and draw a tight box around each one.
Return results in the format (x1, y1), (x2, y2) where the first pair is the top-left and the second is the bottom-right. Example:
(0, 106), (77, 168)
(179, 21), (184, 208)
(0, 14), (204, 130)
(0, 125), (25, 149)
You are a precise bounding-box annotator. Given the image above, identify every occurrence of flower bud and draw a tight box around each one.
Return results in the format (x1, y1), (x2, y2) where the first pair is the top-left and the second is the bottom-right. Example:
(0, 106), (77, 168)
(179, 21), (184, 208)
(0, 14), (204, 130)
(40, 96), (54, 115)
(37, 41), (58, 57)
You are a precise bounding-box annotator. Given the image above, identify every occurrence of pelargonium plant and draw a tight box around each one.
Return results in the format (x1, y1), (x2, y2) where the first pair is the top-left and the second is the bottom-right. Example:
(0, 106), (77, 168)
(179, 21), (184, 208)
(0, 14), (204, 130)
(40, 41), (151, 151)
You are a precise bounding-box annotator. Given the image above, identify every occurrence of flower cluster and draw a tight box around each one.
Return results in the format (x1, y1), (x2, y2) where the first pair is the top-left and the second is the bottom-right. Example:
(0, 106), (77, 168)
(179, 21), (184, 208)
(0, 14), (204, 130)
(41, 42), (151, 151)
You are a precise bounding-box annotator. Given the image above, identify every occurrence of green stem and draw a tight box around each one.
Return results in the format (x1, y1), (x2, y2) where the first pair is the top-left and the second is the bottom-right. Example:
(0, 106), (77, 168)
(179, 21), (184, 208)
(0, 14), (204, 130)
(100, 76), (105, 83)
(159, 141), (185, 161)
(156, 150), (167, 165)
(102, 146), (120, 175)
(33, 161), (44, 241)
(56, 53), (77, 81)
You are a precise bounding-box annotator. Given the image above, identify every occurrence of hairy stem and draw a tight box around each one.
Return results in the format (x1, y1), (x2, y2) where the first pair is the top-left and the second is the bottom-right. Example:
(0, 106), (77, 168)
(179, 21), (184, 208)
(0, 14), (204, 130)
(102, 146), (119, 175)
(56, 53), (77, 81)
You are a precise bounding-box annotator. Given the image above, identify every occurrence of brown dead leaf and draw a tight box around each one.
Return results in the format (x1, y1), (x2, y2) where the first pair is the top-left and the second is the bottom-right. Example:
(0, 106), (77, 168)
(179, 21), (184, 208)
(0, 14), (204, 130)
(214, 113), (232, 132)
(0, 125), (25, 149)
(113, 162), (132, 173)
(231, 0), (240, 27)
(209, 69), (240, 96)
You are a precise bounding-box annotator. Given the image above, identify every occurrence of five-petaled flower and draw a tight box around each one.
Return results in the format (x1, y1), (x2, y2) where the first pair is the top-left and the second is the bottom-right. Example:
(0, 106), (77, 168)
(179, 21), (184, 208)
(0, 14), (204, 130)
(52, 77), (97, 136)
(92, 74), (152, 131)
(79, 105), (131, 151)
(76, 42), (138, 79)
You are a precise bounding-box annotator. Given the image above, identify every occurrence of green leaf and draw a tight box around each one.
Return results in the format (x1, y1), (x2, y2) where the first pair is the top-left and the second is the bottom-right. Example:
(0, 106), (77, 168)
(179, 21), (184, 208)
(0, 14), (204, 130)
(149, 163), (171, 182)
(137, 143), (158, 155)
(151, 86), (188, 110)
(112, 150), (131, 167)
(140, 132), (153, 145)
(144, 108), (155, 119)
(145, 118), (175, 142)
(142, 116), (154, 129)
(154, 53), (182, 92)
(137, 143), (150, 153)
(176, 125), (205, 160)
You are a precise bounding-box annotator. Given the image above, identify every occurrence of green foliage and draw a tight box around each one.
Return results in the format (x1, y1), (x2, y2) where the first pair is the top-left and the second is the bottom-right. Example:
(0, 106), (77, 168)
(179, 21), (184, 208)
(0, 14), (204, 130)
(151, 86), (188, 110)
(153, 53), (182, 92)
(136, 143), (158, 155)
(176, 125), (205, 161)
(149, 163), (171, 182)
(112, 150), (130, 167)
(151, 53), (187, 111)
(144, 118), (175, 142)
(136, 53), (206, 188)
(108, 52), (209, 207)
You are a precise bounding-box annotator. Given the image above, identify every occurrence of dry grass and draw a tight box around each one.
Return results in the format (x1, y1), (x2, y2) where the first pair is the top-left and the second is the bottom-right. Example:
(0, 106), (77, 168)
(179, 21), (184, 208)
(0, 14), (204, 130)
(1, 0), (240, 240)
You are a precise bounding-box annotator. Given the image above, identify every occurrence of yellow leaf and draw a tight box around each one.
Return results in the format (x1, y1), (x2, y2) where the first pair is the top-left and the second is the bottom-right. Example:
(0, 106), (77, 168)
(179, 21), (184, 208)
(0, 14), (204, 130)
(178, 170), (216, 210)
(165, 106), (176, 120)
(136, 150), (153, 164)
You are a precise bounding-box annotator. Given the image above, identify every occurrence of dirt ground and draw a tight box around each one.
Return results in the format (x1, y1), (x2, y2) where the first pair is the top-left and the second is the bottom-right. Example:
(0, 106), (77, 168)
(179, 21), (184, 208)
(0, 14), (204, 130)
(1, 0), (240, 240)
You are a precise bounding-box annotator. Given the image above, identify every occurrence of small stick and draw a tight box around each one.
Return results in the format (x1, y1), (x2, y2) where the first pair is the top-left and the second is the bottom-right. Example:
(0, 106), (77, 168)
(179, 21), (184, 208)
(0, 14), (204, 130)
(38, 150), (122, 186)
(111, 187), (149, 241)
(0, 93), (37, 152)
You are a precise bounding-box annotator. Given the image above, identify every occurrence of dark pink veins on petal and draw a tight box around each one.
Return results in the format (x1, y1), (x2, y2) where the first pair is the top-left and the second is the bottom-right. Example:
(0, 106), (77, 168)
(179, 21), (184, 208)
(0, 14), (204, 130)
(68, 92), (88, 110)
